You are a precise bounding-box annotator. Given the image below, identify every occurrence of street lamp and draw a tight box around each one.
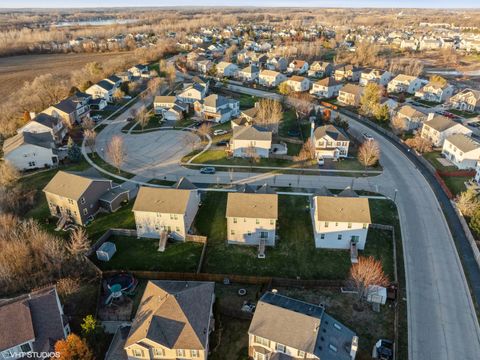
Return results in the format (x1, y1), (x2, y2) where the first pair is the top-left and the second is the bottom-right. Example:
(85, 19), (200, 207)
(394, 189), (398, 203)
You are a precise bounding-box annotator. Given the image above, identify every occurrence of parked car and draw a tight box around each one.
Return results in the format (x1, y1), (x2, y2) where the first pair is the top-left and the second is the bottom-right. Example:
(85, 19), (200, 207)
(126, 117), (135, 122)
(287, 129), (301, 137)
(363, 133), (374, 141)
(317, 157), (325, 166)
(213, 129), (228, 136)
(91, 115), (102, 123)
(200, 167), (216, 174)
(216, 140), (229, 146)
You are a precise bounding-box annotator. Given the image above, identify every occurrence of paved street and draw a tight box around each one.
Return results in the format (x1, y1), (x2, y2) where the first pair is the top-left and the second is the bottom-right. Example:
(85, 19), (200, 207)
(86, 83), (480, 360)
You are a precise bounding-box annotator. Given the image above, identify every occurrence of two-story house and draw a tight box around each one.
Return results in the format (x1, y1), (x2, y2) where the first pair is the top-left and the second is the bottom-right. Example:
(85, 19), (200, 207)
(0, 286), (70, 360)
(42, 95), (90, 126)
(177, 83), (208, 104)
(387, 74), (423, 94)
(128, 64), (149, 77)
(420, 114), (472, 147)
(85, 79), (117, 102)
(248, 291), (358, 360)
(43, 170), (128, 225)
(285, 76), (311, 92)
(310, 77), (343, 98)
(313, 124), (350, 160)
(226, 192), (278, 247)
(230, 125), (272, 158)
(393, 105), (428, 131)
(194, 94), (240, 123)
(3, 132), (57, 171)
(258, 70), (287, 88)
(153, 96), (188, 121)
(441, 134), (480, 169)
(308, 61), (334, 78)
(359, 69), (393, 87)
(415, 81), (454, 103)
(133, 186), (200, 241)
(124, 281), (215, 360)
(334, 64), (362, 82)
(237, 65), (260, 82)
(311, 195), (371, 250)
(216, 61), (238, 77)
(449, 88), (480, 113)
(338, 84), (364, 107)
(18, 113), (68, 145)
(287, 60), (309, 75)
(265, 56), (288, 72)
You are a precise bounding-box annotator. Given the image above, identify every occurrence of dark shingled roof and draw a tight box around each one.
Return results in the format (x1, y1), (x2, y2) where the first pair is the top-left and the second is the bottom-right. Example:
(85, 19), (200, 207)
(314, 125), (349, 142)
(3, 132), (53, 155)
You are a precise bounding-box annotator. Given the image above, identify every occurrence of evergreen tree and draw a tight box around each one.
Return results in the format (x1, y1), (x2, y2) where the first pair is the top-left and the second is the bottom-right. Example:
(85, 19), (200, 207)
(67, 137), (81, 163)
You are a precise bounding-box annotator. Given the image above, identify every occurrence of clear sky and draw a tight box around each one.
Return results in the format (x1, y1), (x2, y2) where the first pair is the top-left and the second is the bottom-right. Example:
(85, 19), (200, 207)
(2, 0), (479, 9)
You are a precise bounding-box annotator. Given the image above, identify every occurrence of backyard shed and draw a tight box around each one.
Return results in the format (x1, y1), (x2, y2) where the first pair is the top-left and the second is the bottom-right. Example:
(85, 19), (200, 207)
(96, 242), (117, 262)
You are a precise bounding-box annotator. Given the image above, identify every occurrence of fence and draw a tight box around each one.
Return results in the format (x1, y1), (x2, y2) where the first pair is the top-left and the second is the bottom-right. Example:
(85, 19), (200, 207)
(86, 228), (138, 257)
(434, 171), (454, 199)
(185, 234), (208, 243)
(439, 170), (476, 177)
(451, 201), (480, 269)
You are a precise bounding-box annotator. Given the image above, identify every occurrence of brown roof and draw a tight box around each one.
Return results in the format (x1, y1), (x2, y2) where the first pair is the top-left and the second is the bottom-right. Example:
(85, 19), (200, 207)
(315, 77), (341, 87)
(424, 115), (457, 132)
(226, 192), (278, 219)
(125, 281), (214, 350)
(0, 301), (35, 351)
(288, 75), (307, 83)
(340, 83), (363, 97)
(133, 187), (195, 214)
(43, 170), (111, 200)
(397, 105), (426, 118)
(315, 196), (371, 223)
(313, 125), (349, 142)
(154, 96), (176, 104)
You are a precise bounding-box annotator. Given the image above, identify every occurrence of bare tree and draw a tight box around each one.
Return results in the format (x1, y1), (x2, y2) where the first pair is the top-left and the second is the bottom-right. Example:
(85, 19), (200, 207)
(455, 189), (480, 217)
(350, 256), (389, 302)
(82, 118), (95, 131)
(84, 129), (97, 157)
(106, 135), (125, 173)
(294, 137), (316, 162)
(67, 227), (90, 259)
(0, 161), (19, 188)
(197, 122), (212, 142)
(136, 105), (149, 130)
(245, 144), (260, 169)
(404, 134), (433, 154)
(112, 88), (125, 102)
(256, 99), (283, 133)
(358, 140), (380, 168)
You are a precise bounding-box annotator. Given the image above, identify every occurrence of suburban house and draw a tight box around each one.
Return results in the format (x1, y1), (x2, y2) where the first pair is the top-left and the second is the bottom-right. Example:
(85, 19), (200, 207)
(285, 76), (311, 92)
(85, 79), (117, 102)
(310, 77), (343, 98)
(308, 61), (334, 78)
(124, 280), (215, 360)
(216, 61), (238, 77)
(230, 125), (272, 158)
(43, 170), (128, 225)
(387, 74), (423, 94)
(449, 88), (480, 113)
(105, 74), (122, 88)
(287, 59), (309, 74)
(197, 59), (213, 74)
(265, 56), (288, 72)
(258, 70), (287, 88)
(311, 195), (371, 250)
(248, 291), (358, 360)
(393, 105), (428, 130)
(313, 124), (350, 160)
(474, 161), (480, 185)
(419, 38), (442, 51)
(359, 68), (393, 87)
(133, 186), (200, 241)
(226, 192), (278, 246)
(18, 113), (68, 145)
(42, 96), (90, 126)
(177, 83), (208, 104)
(0, 286), (70, 360)
(128, 64), (149, 77)
(334, 64), (362, 82)
(153, 96), (188, 121)
(420, 114), (472, 147)
(338, 84), (364, 107)
(400, 39), (419, 51)
(238, 65), (260, 82)
(3, 132), (57, 171)
(415, 81), (454, 103)
(194, 94), (240, 123)
(441, 134), (480, 169)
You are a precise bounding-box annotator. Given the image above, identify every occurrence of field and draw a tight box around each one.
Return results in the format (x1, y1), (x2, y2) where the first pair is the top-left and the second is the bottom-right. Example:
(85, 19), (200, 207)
(0, 51), (132, 100)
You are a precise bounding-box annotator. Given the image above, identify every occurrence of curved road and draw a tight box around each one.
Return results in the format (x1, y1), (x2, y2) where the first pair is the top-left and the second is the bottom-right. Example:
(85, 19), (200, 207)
(91, 87), (480, 359)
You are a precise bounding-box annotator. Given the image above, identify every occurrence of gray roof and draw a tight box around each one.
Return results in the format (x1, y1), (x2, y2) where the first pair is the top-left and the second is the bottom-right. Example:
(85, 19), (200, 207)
(174, 177), (197, 190)
(33, 113), (60, 129)
(99, 186), (129, 202)
(445, 134), (480, 153)
(96, 79), (115, 91)
(424, 115), (457, 132)
(52, 98), (77, 114)
(125, 281), (215, 350)
(3, 132), (53, 155)
(315, 186), (333, 197)
(232, 125), (272, 142)
(204, 94), (229, 108)
(236, 183), (256, 193)
(43, 170), (111, 200)
(314, 125), (349, 142)
(241, 65), (260, 74)
(340, 84), (363, 97)
(154, 96), (176, 104)
(337, 187), (359, 198)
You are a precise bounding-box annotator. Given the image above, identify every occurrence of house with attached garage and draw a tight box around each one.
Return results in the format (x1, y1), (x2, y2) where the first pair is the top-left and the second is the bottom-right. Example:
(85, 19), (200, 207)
(311, 195), (371, 250)
(265, 56), (288, 72)
(153, 96), (189, 121)
(133, 185), (200, 241)
(18, 112), (68, 145)
(248, 291), (358, 360)
(216, 61), (238, 77)
(0, 286), (70, 360)
(237, 64), (260, 82)
(258, 70), (287, 88)
(124, 280), (215, 360)
(313, 124), (350, 160)
(197, 59), (213, 74)
(43, 169), (128, 225)
(85, 79), (117, 102)
(310, 77), (343, 98)
(42, 94), (90, 126)
(287, 59), (309, 75)
(230, 125), (272, 158)
(226, 192), (278, 247)
(194, 94), (239, 123)
(285, 75), (311, 92)
(359, 68), (393, 87)
(415, 81), (454, 103)
(177, 83), (208, 104)
(308, 61), (334, 78)
(334, 64), (362, 82)
(387, 74), (423, 94)
(128, 64), (149, 77)
(441, 134), (480, 169)
(420, 114), (472, 147)
(449, 88), (480, 113)
(338, 84), (364, 107)
(3, 132), (57, 171)
(393, 105), (428, 131)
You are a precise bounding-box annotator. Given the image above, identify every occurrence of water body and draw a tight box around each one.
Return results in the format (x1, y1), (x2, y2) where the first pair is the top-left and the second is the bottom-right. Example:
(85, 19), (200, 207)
(427, 69), (480, 76)
(54, 19), (138, 27)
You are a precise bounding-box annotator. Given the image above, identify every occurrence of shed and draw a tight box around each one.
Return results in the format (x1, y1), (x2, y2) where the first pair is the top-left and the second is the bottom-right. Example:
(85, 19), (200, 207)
(96, 242), (117, 262)
(366, 285), (387, 305)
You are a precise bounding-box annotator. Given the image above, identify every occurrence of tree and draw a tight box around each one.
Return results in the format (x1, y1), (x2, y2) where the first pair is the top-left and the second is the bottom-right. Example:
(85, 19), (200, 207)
(360, 83), (382, 117)
(358, 140), (380, 168)
(81, 315), (98, 338)
(295, 138), (316, 162)
(207, 64), (217, 77)
(374, 104), (390, 122)
(404, 134), (432, 153)
(245, 144), (260, 169)
(430, 75), (447, 87)
(350, 256), (389, 302)
(84, 129), (97, 157)
(197, 122), (212, 142)
(55, 334), (94, 360)
(112, 88), (125, 102)
(67, 227), (90, 258)
(0, 161), (19, 188)
(470, 208), (480, 238)
(165, 64), (176, 90)
(456, 189), (480, 217)
(278, 81), (292, 96)
(67, 137), (82, 163)
(107, 135), (125, 173)
(82, 118), (95, 131)
(136, 105), (149, 130)
(256, 99), (283, 133)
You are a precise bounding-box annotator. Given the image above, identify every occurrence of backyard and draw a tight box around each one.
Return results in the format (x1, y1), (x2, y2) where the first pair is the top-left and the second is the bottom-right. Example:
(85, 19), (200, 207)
(423, 150), (469, 195)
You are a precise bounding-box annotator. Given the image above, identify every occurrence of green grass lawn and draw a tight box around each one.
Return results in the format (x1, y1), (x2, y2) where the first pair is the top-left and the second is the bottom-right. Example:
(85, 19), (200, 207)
(92, 235), (203, 272)
(449, 109), (478, 118)
(88, 152), (135, 179)
(423, 151), (456, 172)
(188, 149), (293, 168)
(86, 204), (136, 241)
(194, 193), (396, 280)
(238, 94), (257, 109)
(279, 109), (300, 138)
(443, 176), (469, 196)
(286, 142), (302, 156)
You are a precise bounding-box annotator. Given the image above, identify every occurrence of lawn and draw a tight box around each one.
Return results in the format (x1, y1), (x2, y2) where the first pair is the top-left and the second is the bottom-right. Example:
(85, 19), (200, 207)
(194, 192), (397, 280)
(238, 94), (257, 109)
(86, 204), (136, 241)
(88, 152), (135, 179)
(423, 151), (456, 172)
(278, 109), (300, 138)
(187, 149), (293, 168)
(286, 142), (302, 156)
(449, 109), (478, 119)
(443, 176), (469, 196)
(92, 235), (203, 272)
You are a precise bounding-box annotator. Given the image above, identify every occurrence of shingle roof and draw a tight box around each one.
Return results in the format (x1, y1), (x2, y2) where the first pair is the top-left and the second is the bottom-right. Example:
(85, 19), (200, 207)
(96, 79), (115, 91)
(392, 74), (417, 83)
(315, 196), (371, 223)
(133, 187), (194, 214)
(52, 98), (77, 114)
(226, 192), (278, 219)
(340, 83), (363, 97)
(3, 132), (53, 155)
(288, 75), (307, 83)
(154, 96), (176, 104)
(0, 300), (35, 351)
(125, 281), (214, 350)
(33, 113), (61, 128)
(314, 125), (349, 142)
(43, 170), (111, 200)
(260, 69), (280, 77)
(232, 125), (272, 141)
(424, 115), (457, 132)
(445, 134), (480, 153)
(397, 105), (426, 118)
(203, 94), (229, 108)
(174, 177), (197, 190)
(315, 77), (341, 87)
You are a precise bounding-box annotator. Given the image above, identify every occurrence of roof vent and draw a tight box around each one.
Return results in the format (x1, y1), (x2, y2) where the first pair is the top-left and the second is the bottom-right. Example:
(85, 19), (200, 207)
(271, 289), (278, 294)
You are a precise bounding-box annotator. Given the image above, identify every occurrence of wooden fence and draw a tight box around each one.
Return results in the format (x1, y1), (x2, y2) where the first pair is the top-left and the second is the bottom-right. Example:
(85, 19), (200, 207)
(86, 228), (137, 257)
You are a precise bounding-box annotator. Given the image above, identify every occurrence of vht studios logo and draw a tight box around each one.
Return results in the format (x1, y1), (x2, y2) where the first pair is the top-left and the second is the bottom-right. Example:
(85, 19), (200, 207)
(11, 352), (60, 359)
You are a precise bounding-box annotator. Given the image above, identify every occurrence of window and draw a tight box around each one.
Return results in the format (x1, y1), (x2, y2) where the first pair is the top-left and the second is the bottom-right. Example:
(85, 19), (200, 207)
(233, 218), (237, 223)
(80, 197), (86, 204)
(247, 231), (252, 236)
(190, 349), (200, 358)
(28, 161), (36, 167)
(256, 219), (260, 225)
(132, 349), (144, 357)
(324, 221), (329, 227)
(320, 234), (325, 239)
(231, 230), (235, 235)
(254, 336), (269, 347)
(298, 350), (305, 357)
(176, 226), (180, 232)
(337, 234), (342, 240)
(363, 223), (367, 229)
(270, 219), (274, 225)
(348, 222), (352, 229)
(276, 343), (286, 353)
(153, 348), (165, 357)
(176, 349), (185, 357)
(335, 222), (338, 227)
(260, 232), (268, 239)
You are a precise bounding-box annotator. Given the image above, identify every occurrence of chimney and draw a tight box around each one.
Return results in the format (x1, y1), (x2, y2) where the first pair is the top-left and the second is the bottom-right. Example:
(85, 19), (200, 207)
(30, 112), (36, 120)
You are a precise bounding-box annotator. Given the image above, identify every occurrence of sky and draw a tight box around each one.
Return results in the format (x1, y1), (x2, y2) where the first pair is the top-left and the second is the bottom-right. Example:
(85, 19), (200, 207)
(1, 0), (479, 9)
